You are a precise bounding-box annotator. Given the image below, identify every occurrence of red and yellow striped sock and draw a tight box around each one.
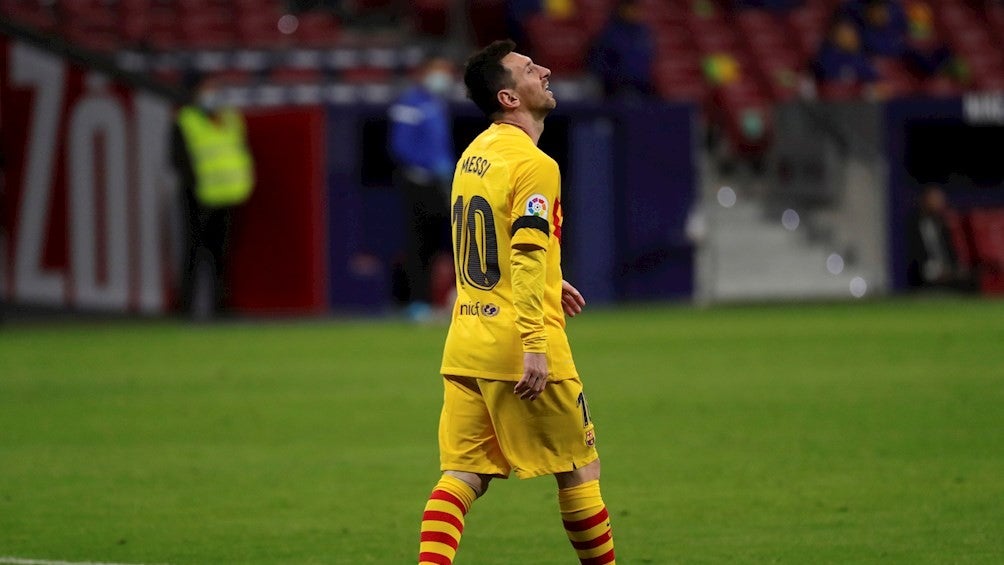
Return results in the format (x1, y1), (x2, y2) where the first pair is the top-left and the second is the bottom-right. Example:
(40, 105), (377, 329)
(559, 480), (616, 564)
(418, 474), (477, 565)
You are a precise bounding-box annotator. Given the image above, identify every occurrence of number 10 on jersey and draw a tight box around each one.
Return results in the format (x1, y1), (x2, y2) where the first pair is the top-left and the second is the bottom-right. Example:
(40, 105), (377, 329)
(452, 195), (501, 290)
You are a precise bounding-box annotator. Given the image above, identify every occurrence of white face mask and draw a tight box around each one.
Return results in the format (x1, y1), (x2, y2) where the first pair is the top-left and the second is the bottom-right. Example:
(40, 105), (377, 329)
(423, 71), (452, 95)
(198, 89), (221, 111)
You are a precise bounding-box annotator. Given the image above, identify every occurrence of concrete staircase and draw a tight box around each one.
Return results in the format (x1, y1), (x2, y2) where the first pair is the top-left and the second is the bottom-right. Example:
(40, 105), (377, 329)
(700, 198), (864, 302)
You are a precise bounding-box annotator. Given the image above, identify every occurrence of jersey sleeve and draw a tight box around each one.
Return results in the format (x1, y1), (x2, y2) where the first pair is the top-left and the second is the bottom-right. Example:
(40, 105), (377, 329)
(510, 154), (560, 250)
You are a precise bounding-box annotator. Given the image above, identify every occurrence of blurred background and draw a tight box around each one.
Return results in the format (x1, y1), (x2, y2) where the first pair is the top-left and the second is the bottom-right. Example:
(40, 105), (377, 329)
(2, 4), (1004, 563)
(1, 0), (1003, 319)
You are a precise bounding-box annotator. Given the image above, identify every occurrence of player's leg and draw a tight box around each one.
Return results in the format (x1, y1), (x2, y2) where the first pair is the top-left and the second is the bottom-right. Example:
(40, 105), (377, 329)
(418, 473), (484, 565)
(556, 459), (616, 565)
(478, 377), (616, 564)
(419, 376), (509, 565)
(205, 208), (233, 314)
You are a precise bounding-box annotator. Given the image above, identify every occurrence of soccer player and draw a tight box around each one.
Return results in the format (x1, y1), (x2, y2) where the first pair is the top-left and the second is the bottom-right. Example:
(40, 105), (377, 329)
(417, 40), (617, 565)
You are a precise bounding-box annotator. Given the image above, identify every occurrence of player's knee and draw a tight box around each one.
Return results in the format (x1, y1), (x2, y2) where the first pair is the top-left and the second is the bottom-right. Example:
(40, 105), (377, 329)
(444, 470), (493, 497)
(554, 458), (601, 490)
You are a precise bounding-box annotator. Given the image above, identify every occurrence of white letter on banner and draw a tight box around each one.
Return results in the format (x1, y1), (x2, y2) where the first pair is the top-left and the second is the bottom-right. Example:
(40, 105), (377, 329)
(68, 73), (130, 310)
(134, 92), (172, 313)
(10, 42), (66, 304)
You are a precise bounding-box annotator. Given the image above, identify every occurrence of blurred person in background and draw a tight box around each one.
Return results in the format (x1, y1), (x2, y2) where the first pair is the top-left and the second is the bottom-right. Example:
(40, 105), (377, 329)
(173, 72), (255, 320)
(507, 0), (576, 45)
(588, 0), (655, 99)
(388, 55), (456, 321)
(416, 40), (616, 565)
(845, 0), (909, 57)
(848, 0), (953, 77)
(907, 184), (974, 292)
(813, 16), (883, 96)
(901, 0), (955, 77)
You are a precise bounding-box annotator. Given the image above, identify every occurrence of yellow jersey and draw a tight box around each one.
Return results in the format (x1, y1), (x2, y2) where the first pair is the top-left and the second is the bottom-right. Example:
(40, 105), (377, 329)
(440, 123), (577, 382)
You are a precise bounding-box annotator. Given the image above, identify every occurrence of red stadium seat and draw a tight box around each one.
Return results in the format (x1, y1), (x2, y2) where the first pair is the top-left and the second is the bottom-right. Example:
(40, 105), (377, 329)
(693, 27), (738, 53)
(758, 56), (804, 102)
(270, 67), (324, 84)
(786, 5), (828, 58)
(921, 75), (962, 98)
(412, 0), (449, 36)
(466, 0), (507, 47)
(817, 81), (863, 101)
(873, 56), (918, 98)
(653, 55), (706, 102)
(293, 11), (342, 47)
(653, 21), (692, 51)
(2, 0), (58, 31)
(59, 0), (120, 52)
(237, 10), (287, 49)
(180, 9), (235, 50)
(967, 209), (1004, 295)
(210, 69), (256, 87)
(340, 66), (392, 83)
(576, 0), (614, 36)
(117, 1), (181, 50)
(523, 14), (590, 75)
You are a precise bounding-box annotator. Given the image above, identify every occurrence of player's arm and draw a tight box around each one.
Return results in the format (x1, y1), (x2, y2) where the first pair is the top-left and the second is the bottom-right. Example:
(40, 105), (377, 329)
(510, 157), (558, 401)
(512, 242), (547, 400)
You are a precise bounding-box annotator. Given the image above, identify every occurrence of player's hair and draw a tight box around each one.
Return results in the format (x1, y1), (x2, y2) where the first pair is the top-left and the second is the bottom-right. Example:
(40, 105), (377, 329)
(463, 39), (517, 119)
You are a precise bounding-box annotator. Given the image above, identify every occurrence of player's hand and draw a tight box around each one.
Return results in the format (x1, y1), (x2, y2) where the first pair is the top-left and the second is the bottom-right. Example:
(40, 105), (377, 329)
(514, 352), (548, 401)
(561, 280), (586, 317)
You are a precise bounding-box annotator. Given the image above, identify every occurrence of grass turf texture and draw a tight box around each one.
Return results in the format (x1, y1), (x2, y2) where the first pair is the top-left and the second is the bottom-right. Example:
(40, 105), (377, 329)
(1, 298), (1003, 564)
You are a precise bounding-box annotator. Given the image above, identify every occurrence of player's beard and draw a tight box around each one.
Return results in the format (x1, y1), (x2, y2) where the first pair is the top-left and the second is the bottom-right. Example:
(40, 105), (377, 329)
(534, 91), (556, 120)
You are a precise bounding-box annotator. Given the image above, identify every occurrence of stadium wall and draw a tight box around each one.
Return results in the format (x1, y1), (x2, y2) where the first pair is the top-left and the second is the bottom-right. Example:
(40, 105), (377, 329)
(326, 101), (698, 312)
(0, 35), (329, 315)
(884, 94), (1004, 290)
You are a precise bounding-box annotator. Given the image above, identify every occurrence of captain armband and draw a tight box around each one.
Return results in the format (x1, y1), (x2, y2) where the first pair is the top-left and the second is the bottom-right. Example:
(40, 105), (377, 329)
(511, 215), (550, 237)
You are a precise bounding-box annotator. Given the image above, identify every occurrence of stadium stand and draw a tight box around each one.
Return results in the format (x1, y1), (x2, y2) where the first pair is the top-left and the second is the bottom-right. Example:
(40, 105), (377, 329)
(2, 0), (1002, 149)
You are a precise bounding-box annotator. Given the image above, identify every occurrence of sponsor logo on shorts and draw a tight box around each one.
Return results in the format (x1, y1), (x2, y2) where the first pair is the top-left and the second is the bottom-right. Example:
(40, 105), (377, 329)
(585, 429), (596, 447)
(459, 302), (501, 317)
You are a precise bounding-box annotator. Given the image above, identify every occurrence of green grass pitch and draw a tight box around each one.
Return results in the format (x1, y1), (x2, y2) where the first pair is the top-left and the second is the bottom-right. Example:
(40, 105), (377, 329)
(1, 298), (1003, 564)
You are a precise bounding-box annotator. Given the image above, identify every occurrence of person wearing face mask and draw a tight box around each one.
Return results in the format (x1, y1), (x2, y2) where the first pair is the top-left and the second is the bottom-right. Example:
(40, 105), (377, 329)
(388, 55), (457, 321)
(172, 71), (255, 319)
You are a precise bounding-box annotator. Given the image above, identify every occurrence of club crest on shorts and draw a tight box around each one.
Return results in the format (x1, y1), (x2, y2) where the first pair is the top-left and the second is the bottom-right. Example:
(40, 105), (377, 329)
(525, 194), (549, 217)
(585, 429), (596, 447)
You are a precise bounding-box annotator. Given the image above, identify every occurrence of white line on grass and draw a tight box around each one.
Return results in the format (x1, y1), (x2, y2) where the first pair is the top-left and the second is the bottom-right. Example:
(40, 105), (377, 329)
(0, 557), (171, 565)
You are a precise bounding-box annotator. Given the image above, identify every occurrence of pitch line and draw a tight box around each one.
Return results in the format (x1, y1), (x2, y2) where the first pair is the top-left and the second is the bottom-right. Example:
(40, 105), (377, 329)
(0, 557), (171, 565)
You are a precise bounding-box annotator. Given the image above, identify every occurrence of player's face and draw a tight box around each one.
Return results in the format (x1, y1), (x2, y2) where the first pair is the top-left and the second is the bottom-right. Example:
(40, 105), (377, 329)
(501, 52), (555, 116)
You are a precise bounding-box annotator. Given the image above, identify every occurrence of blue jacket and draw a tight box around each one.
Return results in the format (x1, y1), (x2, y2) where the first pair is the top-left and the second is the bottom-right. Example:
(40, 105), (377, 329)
(842, 0), (909, 57)
(814, 43), (879, 83)
(388, 86), (454, 181)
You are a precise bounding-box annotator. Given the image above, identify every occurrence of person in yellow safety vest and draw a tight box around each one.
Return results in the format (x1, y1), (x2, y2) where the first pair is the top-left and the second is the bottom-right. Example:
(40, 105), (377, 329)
(172, 71), (255, 319)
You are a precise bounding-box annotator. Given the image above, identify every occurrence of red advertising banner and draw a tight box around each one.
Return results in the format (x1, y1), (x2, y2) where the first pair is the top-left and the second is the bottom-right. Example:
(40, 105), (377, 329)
(1, 37), (174, 313)
(1, 37), (329, 316)
(231, 108), (329, 315)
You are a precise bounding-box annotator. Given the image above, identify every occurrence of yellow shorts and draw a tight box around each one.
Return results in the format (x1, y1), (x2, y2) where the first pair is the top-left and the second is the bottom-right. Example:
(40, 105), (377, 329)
(438, 375), (599, 479)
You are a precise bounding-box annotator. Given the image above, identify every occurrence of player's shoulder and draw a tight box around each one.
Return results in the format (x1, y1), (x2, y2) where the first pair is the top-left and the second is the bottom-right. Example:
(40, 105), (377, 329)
(508, 143), (557, 178)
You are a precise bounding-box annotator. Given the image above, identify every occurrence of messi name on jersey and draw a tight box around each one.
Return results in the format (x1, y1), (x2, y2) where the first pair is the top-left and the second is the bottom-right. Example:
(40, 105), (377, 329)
(459, 155), (492, 177)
